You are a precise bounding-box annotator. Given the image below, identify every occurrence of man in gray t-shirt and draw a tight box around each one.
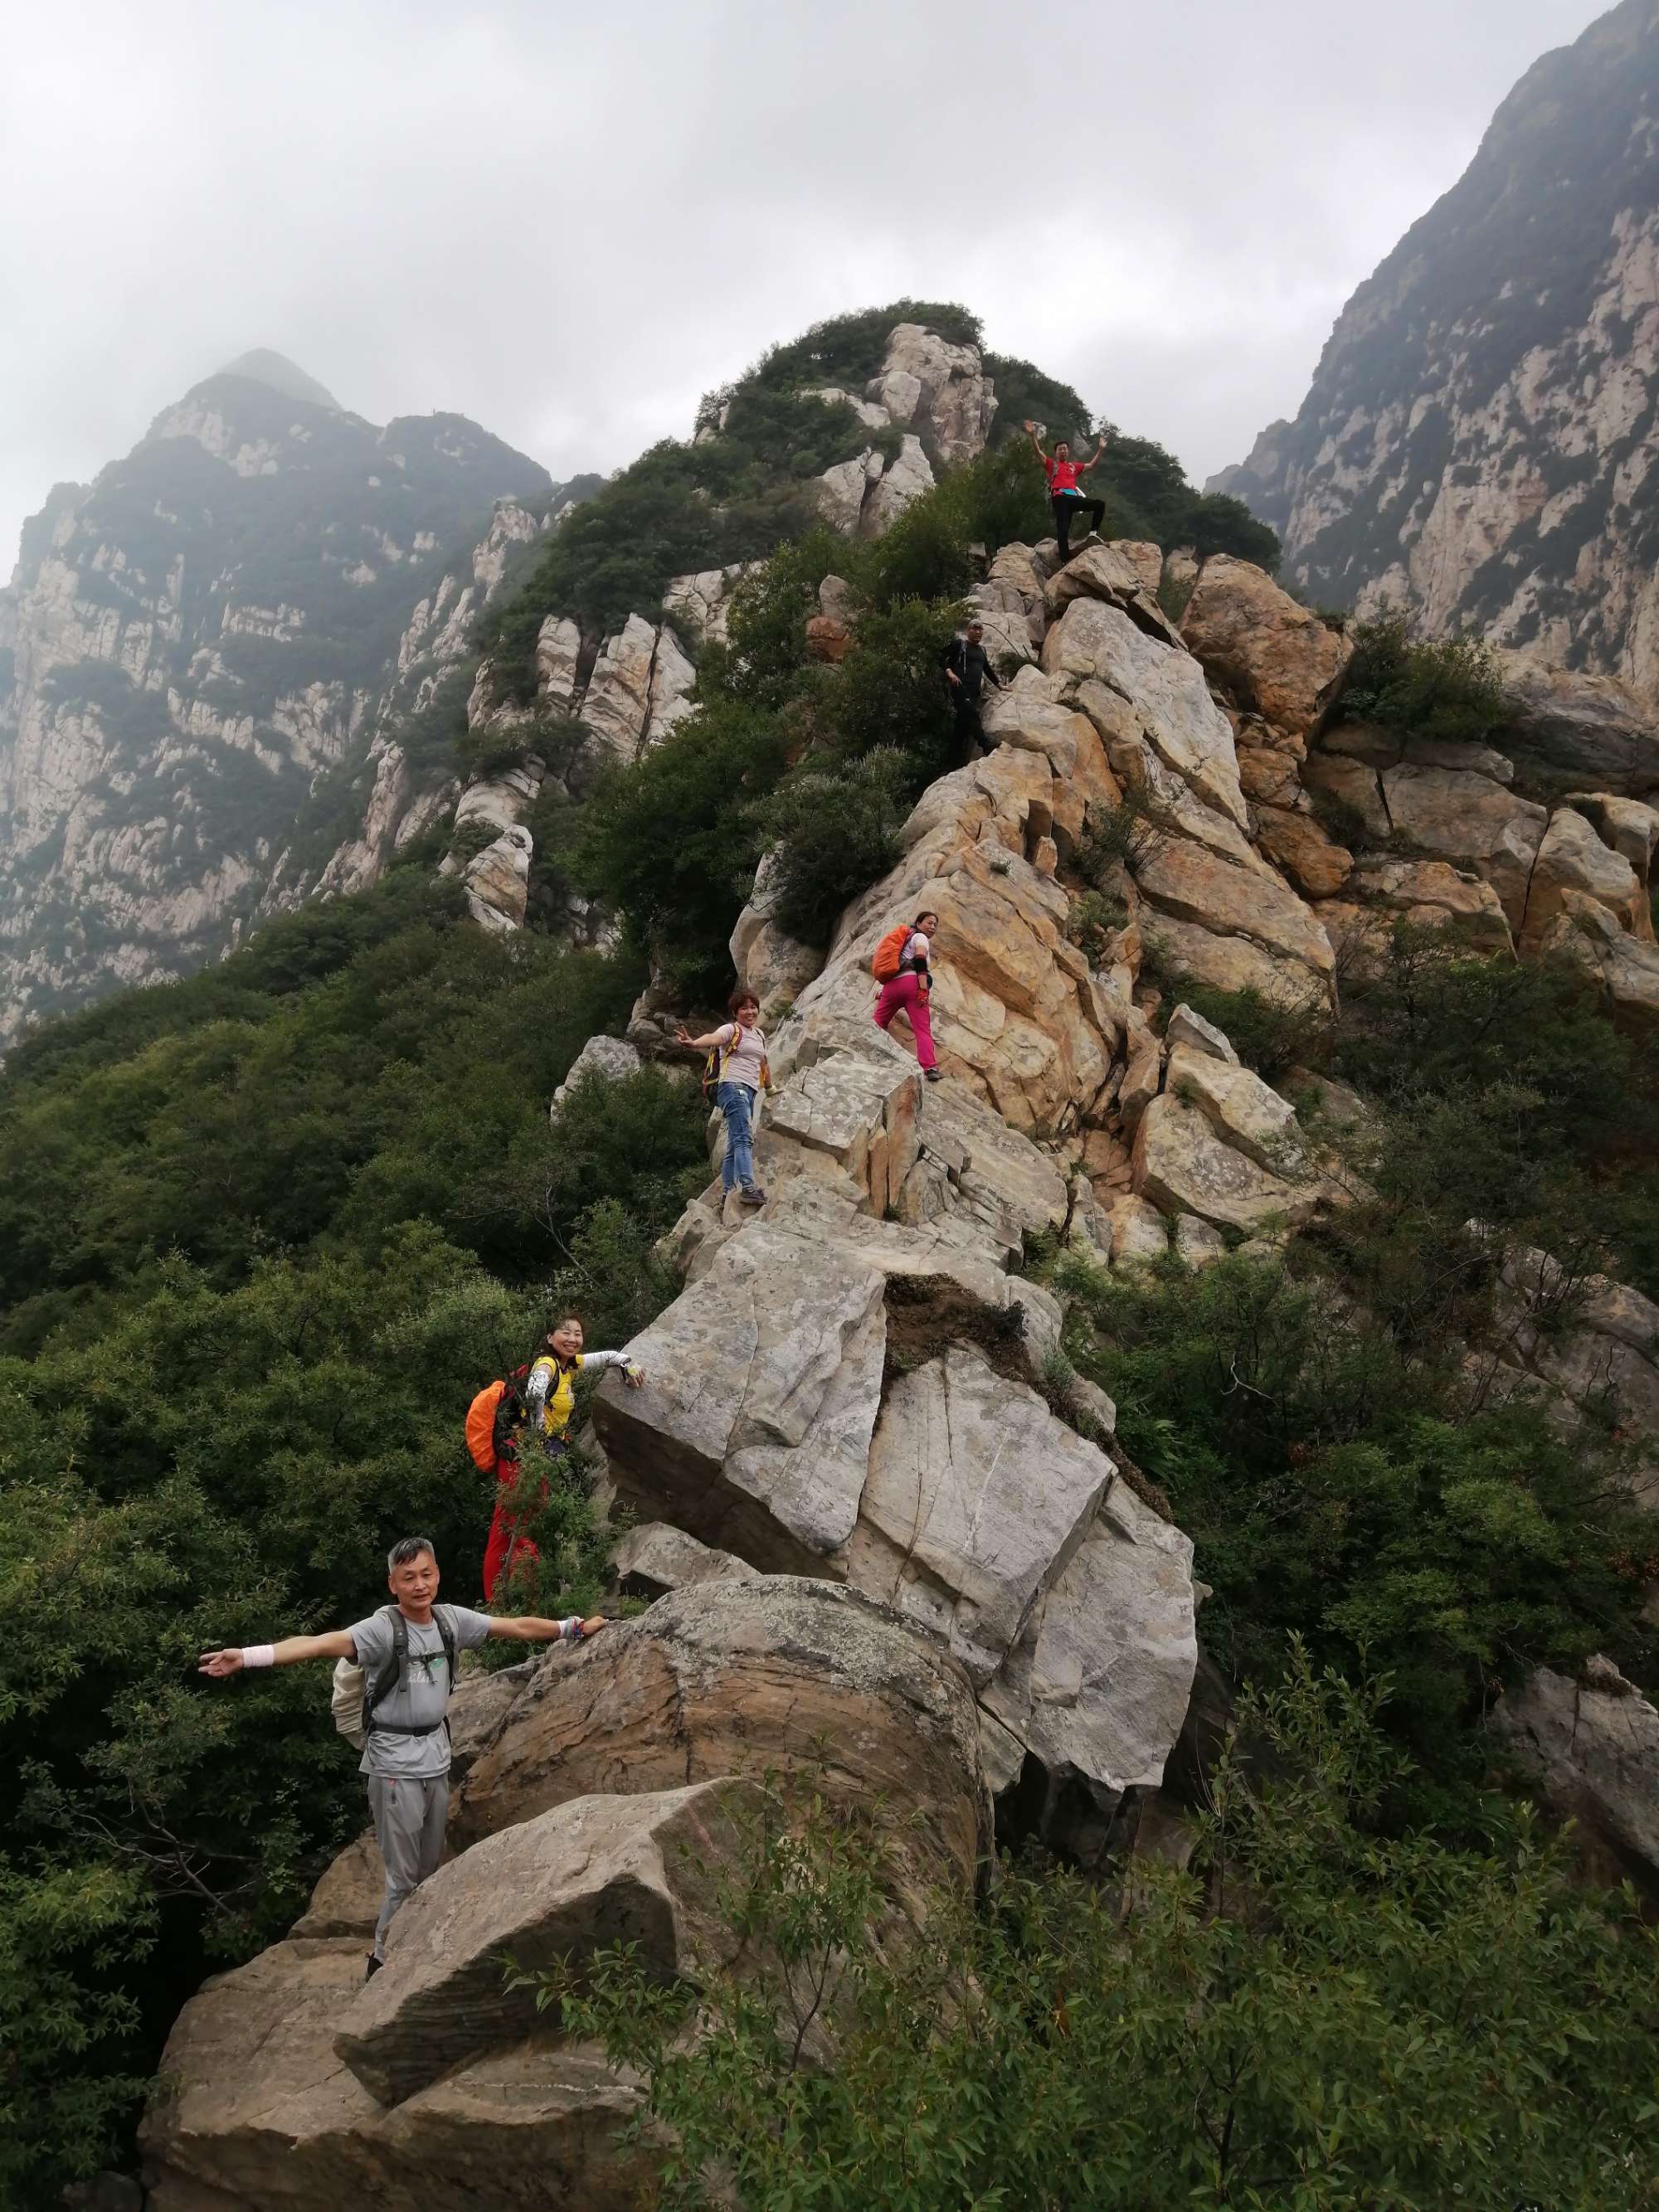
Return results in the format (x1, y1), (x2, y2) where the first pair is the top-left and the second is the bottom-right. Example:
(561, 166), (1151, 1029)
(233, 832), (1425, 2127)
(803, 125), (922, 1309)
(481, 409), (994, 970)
(200, 1534), (607, 1976)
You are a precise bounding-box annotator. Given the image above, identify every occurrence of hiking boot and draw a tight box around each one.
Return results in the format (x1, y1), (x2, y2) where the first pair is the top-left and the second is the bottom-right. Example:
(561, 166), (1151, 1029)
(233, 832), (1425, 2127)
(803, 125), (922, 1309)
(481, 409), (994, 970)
(365, 1953), (383, 1982)
(739, 1185), (767, 1207)
(924, 1067), (944, 1082)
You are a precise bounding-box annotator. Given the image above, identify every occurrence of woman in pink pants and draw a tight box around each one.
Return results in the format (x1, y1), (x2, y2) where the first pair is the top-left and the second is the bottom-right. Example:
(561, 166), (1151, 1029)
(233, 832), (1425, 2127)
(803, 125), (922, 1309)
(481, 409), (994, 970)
(874, 909), (942, 1082)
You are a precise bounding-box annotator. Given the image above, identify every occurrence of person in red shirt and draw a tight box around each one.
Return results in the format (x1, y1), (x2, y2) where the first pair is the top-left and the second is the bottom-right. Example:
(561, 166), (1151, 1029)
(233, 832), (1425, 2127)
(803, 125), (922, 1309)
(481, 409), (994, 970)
(1024, 420), (1110, 566)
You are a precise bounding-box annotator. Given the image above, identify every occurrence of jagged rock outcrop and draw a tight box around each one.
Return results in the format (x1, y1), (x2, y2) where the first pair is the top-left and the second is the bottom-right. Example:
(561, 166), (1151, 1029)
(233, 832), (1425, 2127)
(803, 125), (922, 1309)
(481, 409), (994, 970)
(1209, 2), (1659, 702)
(143, 1578), (992, 2210)
(0, 357), (562, 1044)
(1492, 1655), (1659, 1897)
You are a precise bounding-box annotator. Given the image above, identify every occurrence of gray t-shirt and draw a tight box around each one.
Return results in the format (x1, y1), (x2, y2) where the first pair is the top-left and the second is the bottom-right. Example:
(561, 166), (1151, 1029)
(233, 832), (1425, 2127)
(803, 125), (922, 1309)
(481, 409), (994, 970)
(348, 1604), (494, 1778)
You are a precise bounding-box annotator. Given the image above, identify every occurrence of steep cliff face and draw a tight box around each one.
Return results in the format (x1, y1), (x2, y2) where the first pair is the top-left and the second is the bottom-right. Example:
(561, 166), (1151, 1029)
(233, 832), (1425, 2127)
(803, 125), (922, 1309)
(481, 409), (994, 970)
(0, 355), (557, 1045)
(1211, 0), (1659, 698)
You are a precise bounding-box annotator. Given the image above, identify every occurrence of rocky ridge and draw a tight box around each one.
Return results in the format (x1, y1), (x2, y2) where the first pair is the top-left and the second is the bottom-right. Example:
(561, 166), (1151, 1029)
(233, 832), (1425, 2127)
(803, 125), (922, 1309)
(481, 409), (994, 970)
(139, 500), (1659, 2200)
(1210, 0), (1659, 702)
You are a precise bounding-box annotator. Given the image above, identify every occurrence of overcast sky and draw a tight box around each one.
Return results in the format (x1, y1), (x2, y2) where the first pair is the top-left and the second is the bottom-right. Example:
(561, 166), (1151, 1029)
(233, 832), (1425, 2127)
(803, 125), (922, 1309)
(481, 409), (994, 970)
(0, 0), (1610, 566)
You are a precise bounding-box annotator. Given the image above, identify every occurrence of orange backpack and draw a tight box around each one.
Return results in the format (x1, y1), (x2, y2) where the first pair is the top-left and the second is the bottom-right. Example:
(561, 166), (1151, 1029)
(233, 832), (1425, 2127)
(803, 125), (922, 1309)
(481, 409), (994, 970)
(872, 925), (911, 983)
(465, 1380), (508, 1471)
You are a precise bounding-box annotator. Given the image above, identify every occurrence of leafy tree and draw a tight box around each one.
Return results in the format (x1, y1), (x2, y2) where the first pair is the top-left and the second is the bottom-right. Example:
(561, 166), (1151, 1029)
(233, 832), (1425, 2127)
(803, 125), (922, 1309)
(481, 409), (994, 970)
(757, 748), (917, 947)
(545, 1653), (1659, 2210)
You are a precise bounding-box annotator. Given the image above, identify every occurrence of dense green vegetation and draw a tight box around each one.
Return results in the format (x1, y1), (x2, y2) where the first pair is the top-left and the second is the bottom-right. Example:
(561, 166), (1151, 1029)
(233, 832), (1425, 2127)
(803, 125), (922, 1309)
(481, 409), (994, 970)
(549, 1656), (1658, 2210)
(0, 873), (709, 2200)
(1339, 612), (1508, 746)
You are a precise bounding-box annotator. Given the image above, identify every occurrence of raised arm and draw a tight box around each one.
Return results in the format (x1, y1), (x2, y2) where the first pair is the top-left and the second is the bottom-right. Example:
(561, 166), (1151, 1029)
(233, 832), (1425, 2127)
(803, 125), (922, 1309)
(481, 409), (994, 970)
(1023, 419), (1050, 463)
(487, 1613), (608, 1643)
(674, 1023), (727, 1052)
(581, 1348), (645, 1387)
(198, 1629), (355, 1678)
(1088, 431), (1110, 467)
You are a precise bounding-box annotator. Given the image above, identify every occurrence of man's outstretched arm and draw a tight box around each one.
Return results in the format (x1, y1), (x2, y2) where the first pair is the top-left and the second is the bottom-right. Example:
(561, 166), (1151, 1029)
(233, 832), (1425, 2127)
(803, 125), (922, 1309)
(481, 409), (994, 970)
(199, 1630), (356, 1677)
(487, 1614), (608, 1644)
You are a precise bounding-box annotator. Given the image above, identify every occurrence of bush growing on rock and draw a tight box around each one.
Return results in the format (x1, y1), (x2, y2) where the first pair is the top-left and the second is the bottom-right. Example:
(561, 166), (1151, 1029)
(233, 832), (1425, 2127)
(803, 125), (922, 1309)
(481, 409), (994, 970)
(554, 1654), (1658, 2210)
(1340, 612), (1506, 746)
(756, 749), (916, 947)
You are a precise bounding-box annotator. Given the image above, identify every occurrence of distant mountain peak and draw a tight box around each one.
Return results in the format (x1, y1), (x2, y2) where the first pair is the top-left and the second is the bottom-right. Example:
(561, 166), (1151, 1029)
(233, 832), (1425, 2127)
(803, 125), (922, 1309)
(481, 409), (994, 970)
(212, 350), (340, 411)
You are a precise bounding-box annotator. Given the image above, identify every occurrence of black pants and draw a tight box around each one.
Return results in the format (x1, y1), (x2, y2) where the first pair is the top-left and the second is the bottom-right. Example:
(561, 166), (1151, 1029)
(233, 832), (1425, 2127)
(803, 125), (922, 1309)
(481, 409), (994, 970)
(949, 688), (985, 768)
(1053, 494), (1104, 561)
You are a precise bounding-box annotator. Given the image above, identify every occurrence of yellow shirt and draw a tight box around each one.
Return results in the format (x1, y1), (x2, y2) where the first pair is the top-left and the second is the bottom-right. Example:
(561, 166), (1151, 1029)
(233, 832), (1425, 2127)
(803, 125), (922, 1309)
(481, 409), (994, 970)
(525, 1349), (637, 1441)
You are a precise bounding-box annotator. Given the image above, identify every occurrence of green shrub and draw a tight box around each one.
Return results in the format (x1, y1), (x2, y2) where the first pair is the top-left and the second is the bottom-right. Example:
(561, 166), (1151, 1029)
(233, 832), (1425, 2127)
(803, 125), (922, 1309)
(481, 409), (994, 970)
(571, 701), (790, 995)
(757, 748), (915, 946)
(1160, 979), (1333, 1082)
(542, 1653), (1659, 2211)
(1341, 613), (1506, 745)
(749, 301), (982, 396)
(1053, 1250), (1657, 1782)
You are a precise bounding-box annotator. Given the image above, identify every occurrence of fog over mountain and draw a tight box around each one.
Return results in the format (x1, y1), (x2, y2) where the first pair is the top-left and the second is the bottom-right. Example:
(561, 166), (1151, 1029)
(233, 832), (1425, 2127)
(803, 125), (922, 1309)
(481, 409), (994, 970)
(0, 0), (1607, 566)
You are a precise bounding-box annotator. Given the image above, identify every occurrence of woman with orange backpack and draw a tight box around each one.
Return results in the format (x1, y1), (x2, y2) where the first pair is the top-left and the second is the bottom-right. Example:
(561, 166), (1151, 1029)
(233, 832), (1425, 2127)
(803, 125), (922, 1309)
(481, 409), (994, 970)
(675, 989), (772, 1208)
(469, 1315), (644, 1602)
(873, 911), (942, 1081)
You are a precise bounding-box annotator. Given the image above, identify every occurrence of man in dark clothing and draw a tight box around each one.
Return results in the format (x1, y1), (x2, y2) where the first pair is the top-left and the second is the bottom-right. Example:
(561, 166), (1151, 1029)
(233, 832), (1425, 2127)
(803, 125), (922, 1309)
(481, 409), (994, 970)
(942, 620), (1003, 766)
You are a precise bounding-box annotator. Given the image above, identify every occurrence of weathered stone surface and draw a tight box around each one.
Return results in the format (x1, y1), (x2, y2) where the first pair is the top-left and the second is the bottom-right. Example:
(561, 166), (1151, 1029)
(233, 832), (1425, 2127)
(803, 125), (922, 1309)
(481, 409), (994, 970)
(1564, 791), (1659, 878)
(1108, 1193), (1170, 1266)
(865, 323), (998, 466)
(728, 850), (825, 1023)
(763, 1056), (922, 1218)
(772, 745), (1118, 1135)
(849, 1348), (1112, 1688)
(864, 434), (936, 535)
(981, 1484), (1198, 1809)
(818, 447), (883, 535)
(611, 1522), (753, 1600)
(1173, 1213), (1228, 1265)
(1164, 1003), (1239, 1063)
(1134, 838), (1335, 981)
(336, 1782), (756, 2107)
(1165, 1044), (1306, 1175)
(1494, 656), (1659, 796)
(662, 562), (752, 648)
(1180, 556), (1351, 738)
(1495, 1247), (1659, 1507)
(1238, 741), (1305, 809)
(1379, 766), (1548, 928)
(1043, 598), (1249, 829)
(645, 624), (696, 743)
(463, 824), (532, 934)
(1253, 806), (1353, 898)
(1301, 751), (1391, 842)
(581, 615), (660, 768)
(805, 612), (854, 663)
(457, 1578), (994, 1894)
(551, 1033), (641, 1116)
(1492, 1658), (1659, 1895)
(1540, 889), (1659, 1029)
(1343, 858), (1514, 949)
(533, 614), (582, 714)
(592, 1219), (886, 1569)
(1133, 1093), (1318, 1232)
(1519, 806), (1647, 955)
(1140, 909), (1331, 1008)
(1043, 541), (1174, 637)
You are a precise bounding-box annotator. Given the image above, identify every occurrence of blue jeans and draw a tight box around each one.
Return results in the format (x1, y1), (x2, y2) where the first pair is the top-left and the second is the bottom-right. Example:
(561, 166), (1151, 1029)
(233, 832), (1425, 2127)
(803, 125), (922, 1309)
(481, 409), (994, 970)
(716, 1082), (757, 1192)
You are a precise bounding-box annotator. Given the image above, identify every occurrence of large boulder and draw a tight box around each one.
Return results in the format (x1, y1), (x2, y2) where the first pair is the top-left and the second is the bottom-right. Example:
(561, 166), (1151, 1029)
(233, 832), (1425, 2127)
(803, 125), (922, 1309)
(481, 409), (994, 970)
(1539, 890), (1659, 1029)
(863, 434), (937, 535)
(1492, 1657), (1659, 1897)
(865, 323), (997, 466)
(581, 613), (659, 768)
(462, 825), (532, 935)
(1133, 838), (1336, 998)
(533, 614), (582, 715)
(551, 1033), (641, 1117)
(1492, 1247), (1659, 1508)
(1519, 806), (1649, 955)
(1493, 654), (1659, 797)
(335, 1782), (758, 2107)
(1133, 1092), (1319, 1233)
(456, 1578), (994, 1895)
(1179, 556), (1352, 739)
(1042, 597), (1249, 829)
(1379, 766), (1548, 931)
(728, 850), (825, 1024)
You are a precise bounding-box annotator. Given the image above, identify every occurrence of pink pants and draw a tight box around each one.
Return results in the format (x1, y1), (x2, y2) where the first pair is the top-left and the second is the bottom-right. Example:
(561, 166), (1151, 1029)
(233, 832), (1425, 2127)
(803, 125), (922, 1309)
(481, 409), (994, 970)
(873, 972), (936, 1069)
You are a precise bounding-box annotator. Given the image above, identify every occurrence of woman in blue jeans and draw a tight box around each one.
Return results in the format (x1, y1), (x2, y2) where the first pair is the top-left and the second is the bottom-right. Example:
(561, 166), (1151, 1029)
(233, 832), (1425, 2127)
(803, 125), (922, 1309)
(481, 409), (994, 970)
(676, 989), (771, 1208)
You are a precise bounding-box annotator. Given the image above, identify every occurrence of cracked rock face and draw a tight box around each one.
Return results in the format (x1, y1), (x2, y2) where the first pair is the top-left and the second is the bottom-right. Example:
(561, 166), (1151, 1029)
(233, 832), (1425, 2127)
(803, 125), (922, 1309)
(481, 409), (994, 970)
(1209, 5), (1659, 704)
(1492, 1658), (1659, 1898)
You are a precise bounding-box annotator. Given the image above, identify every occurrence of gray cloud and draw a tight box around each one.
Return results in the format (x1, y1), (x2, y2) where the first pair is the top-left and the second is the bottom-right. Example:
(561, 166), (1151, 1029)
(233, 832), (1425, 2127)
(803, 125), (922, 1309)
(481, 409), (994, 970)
(0, 0), (1608, 562)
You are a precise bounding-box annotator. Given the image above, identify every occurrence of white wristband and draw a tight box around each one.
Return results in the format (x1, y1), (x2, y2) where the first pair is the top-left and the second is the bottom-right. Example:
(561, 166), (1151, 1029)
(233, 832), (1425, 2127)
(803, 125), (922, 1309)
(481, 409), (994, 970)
(241, 1645), (275, 1669)
(558, 1617), (581, 1641)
